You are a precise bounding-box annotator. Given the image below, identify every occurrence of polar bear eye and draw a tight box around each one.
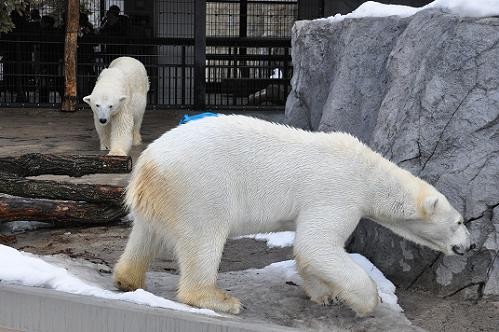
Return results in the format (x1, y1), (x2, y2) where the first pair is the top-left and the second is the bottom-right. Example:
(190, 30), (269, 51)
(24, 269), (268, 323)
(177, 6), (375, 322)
(109, 105), (113, 108)
(457, 221), (463, 225)
(96, 104), (100, 107)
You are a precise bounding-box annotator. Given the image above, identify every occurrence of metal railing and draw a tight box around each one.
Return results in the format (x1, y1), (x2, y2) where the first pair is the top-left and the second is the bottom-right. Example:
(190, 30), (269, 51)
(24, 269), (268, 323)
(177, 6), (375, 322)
(0, 0), (297, 111)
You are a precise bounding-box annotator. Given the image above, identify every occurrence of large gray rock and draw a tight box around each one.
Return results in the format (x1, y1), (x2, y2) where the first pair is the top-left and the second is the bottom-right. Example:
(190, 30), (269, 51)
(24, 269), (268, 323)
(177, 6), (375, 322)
(285, 9), (499, 298)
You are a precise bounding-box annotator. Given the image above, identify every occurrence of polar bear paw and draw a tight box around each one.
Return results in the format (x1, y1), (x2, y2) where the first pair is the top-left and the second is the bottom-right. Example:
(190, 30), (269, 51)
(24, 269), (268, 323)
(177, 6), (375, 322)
(108, 149), (128, 156)
(344, 285), (379, 317)
(178, 286), (241, 314)
(113, 262), (146, 291)
(132, 133), (142, 146)
(303, 273), (341, 306)
(310, 293), (332, 306)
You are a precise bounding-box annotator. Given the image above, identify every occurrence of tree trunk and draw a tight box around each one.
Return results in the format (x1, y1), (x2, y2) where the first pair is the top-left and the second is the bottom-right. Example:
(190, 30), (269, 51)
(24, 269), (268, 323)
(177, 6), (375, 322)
(0, 172), (124, 205)
(61, 0), (80, 112)
(0, 153), (132, 177)
(0, 196), (125, 225)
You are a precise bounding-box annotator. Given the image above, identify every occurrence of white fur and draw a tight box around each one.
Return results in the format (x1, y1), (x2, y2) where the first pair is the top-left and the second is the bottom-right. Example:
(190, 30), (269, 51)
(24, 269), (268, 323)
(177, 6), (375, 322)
(83, 57), (149, 156)
(113, 115), (472, 315)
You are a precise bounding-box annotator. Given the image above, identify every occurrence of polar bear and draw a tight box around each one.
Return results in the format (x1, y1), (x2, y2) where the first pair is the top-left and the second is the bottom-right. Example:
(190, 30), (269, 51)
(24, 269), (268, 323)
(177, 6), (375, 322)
(113, 115), (473, 316)
(83, 57), (149, 156)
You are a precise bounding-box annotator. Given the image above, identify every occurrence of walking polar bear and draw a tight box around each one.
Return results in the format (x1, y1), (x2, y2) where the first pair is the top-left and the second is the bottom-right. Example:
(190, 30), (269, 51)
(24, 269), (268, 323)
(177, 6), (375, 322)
(113, 115), (473, 316)
(83, 57), (149, 156)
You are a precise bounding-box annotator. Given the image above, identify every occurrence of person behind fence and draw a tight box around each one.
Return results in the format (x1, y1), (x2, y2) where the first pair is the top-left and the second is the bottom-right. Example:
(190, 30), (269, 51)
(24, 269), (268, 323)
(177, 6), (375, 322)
(39, 15), (64, 103)
(99, 5), (129, 63)
(29, 9), (41, 25)
(77, 13), (96, 98)
(4, 11), (31, 102)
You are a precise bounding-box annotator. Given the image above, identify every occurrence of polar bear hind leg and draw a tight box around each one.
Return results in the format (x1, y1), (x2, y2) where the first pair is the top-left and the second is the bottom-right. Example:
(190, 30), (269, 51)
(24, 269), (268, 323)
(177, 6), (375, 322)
(175, 228), (241, 314)
(113, 218), (160, 291)
(116, 157), (239, 313)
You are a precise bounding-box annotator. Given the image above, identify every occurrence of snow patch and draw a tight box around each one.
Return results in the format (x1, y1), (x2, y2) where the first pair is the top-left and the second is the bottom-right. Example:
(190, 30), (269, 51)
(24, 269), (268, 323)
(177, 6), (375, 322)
(270, 68), (283, 79)
(0, 220), (52, 233)
(235, 231), (295, 248)
(260, 257), (401, 312)
(322, 0), (499, 22)
(238, 232), (401, 311)
(0, 244), (218, 316)
(349, 253), (400, 310)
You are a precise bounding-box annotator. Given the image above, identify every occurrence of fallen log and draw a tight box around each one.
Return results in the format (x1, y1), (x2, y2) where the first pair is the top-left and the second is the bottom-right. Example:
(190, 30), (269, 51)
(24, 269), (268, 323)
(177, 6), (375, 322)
(0, 196), (125, 225)
(0, 233), (17, 245)
(0, 153), (132, 177)
(0, 172), (125, 205)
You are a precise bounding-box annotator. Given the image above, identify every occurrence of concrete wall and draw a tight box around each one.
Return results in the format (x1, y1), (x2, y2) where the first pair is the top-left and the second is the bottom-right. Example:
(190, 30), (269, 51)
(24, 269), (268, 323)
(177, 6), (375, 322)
(0, 284), (296, 332)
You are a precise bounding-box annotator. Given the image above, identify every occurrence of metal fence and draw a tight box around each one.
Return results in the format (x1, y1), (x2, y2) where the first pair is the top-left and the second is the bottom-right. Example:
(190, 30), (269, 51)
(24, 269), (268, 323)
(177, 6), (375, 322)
(0, 0), (297, 110)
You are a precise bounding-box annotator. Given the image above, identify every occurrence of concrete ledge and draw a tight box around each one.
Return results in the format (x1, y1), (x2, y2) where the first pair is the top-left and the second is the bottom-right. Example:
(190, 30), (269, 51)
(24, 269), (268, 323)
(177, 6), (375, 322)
(0, 284), (297, 332)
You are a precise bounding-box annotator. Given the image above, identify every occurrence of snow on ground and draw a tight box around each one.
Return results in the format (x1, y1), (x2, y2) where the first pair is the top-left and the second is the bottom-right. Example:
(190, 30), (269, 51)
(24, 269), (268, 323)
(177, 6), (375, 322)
(235, 231), (402, 311)
(235, 231), (295, 248)
(322, 0), (499, 22)
(0, 244), (218, 316)
(258, 257), (401, 311)
(0, 220), (52, 233)
(1, 230), (401, 314)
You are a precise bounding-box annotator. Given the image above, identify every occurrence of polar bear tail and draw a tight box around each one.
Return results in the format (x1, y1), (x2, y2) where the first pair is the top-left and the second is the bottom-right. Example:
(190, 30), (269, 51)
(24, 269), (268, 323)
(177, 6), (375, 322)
(125, 158), (170, 224)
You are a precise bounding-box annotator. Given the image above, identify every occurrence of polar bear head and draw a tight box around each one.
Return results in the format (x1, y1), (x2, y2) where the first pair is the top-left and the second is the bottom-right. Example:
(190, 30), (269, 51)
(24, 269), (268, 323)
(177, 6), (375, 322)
(83, 94), (127, 126)
(382, 184), (474, 256)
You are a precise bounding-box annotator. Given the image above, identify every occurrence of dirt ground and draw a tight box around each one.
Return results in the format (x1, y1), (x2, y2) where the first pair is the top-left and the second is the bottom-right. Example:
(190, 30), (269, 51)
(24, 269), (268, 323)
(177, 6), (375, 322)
(1, 108), (498, 331)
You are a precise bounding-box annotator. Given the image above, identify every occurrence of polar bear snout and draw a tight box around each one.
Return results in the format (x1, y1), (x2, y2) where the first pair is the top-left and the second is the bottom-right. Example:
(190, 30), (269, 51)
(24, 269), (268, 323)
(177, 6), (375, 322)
(451, 243), (476, 255)
(448, 224), (474, 255)
(99, 118), (108, 124)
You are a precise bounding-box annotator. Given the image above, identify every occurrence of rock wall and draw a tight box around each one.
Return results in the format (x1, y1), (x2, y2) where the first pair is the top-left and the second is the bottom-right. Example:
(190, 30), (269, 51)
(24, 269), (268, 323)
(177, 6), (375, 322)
(285, 9), (499, 298)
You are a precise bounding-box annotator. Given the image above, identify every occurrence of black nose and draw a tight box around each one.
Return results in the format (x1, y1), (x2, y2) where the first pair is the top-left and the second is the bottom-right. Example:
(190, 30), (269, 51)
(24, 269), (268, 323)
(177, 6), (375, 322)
(469, 243), (476, 250)
(99, 118), (107, 124)
(452, 245), (464, 255)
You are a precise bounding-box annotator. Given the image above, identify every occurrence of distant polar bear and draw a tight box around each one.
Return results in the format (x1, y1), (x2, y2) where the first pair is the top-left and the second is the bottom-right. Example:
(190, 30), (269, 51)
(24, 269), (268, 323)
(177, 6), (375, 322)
(113, 115), (474, 316)
(83, 57), (149, 156)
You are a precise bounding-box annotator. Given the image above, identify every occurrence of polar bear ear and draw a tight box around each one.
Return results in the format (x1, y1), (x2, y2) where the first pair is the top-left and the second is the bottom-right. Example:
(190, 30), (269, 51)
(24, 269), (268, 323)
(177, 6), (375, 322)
(83, 95), (91, 104)
(119, 95), (127, 103)
(422, 196), (439, 216)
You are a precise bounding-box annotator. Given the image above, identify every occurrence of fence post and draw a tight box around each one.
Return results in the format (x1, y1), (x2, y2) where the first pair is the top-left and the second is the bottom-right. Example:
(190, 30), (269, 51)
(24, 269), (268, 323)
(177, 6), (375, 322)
(61, 0), (79, 112)
(194, 0), (206, 110)
(239, 0), (248, 78)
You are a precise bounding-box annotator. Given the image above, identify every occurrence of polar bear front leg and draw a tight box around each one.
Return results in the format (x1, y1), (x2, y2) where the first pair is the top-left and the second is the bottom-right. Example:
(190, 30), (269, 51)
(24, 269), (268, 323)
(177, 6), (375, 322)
(299, 268), (339, 306)
(294, 209), (379, 317)
(132, 95), (146, 146)
(175, 230), (241, 314)
(113, 218), (159, 291)
(94, 118), (110, 150)
(132, 122), (142, 146)
(109, 116), (133, 156)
